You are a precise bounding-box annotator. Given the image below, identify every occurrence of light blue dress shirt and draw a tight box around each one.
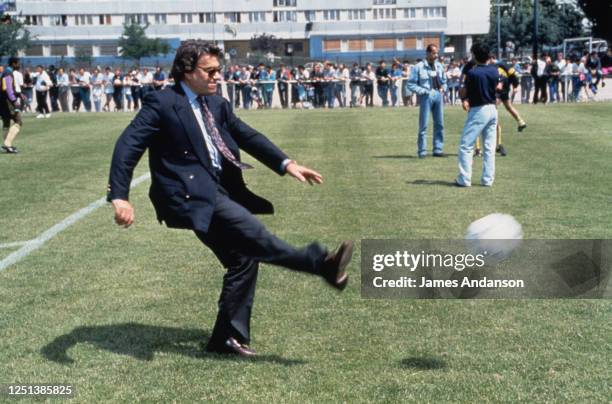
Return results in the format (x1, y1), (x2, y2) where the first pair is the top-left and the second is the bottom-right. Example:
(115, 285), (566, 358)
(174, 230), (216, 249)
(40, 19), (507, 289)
(180, 82), (222, 170)
(180, 81), (291, 173)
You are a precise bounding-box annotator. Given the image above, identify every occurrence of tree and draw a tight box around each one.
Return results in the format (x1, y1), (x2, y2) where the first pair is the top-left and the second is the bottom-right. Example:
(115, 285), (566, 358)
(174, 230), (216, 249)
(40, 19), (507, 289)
(249, 33), (281, 55)
(118, 22), (170, 63)
(578, 0), (612, 42)
(484, 0), (586, 57)
(0, 15), (32, 58)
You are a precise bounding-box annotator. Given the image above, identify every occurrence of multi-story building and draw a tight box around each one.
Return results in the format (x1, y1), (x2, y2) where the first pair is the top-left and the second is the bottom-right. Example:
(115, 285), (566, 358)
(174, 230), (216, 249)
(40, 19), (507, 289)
(9, 0), (490, 65)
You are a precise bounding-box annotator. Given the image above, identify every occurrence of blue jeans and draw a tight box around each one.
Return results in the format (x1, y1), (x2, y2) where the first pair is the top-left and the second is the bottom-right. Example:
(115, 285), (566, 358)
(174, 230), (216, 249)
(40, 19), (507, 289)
(377, 84), (389, 106)
(571, 77), (582, 100)
(324, 83), (334, 108)
(350, 83), (360, 106)
(549, 81), (559, 103)
(241, 86), (252, 109)
(335, 83), (346, 107)
(390, 85), (398, 106)
(264, 90), (273, 107)
(417, 91), (445, 156)
(457, 104), (498, 187)
(79, 88), (92, 112)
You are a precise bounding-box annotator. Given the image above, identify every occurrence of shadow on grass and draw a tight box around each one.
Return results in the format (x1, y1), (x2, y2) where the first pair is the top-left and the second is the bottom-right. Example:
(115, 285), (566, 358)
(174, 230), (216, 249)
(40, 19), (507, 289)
(399, 356), (448, 370)
(41, 323), (305, 366)
(409, 179), (458, 187)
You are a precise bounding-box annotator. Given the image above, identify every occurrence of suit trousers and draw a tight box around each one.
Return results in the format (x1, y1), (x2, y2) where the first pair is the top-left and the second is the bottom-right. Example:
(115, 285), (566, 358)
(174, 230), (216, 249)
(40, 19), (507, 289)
(194, 189), (327, 347)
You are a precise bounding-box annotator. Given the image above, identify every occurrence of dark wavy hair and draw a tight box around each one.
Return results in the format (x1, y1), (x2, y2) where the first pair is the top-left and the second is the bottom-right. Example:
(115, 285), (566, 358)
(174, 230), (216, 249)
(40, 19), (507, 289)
(471, 42), (490, 64)
(170, 40), (222, 82)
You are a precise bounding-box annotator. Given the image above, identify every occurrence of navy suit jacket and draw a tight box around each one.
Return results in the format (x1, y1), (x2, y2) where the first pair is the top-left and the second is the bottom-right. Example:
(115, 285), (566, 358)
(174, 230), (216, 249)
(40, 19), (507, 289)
(107, 84), (288, 233)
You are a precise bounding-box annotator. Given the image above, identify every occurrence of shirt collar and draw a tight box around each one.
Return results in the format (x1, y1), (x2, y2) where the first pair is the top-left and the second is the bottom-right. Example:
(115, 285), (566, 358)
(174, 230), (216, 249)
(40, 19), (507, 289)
(180, 81), (200, 104)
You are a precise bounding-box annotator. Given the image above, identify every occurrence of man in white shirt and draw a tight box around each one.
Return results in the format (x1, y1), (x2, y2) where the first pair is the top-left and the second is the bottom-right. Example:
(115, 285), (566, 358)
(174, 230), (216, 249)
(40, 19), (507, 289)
(34, 65), (52, 118)
(12, 68), (23, 94)
(532, 54), (548, 104)
(140, 67), (154, 96)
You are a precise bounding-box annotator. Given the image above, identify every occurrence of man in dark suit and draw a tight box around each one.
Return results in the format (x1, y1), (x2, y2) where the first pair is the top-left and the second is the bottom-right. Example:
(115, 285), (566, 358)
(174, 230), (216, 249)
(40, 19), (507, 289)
(107, 40), (353, 357)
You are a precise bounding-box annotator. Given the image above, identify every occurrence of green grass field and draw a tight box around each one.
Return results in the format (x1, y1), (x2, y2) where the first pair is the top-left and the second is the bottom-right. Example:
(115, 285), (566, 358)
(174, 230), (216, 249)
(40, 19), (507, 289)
(0, 103), (611, 402)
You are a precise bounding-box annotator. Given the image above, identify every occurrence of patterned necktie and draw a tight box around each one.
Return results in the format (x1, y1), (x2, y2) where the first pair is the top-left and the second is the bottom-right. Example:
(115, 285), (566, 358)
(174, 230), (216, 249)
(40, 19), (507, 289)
(197, 96), (253, 170)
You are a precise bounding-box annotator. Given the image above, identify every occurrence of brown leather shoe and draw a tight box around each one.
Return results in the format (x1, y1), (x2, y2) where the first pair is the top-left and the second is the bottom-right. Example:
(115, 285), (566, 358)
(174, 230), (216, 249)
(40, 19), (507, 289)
(206, 337), (257, 357)
(322, 240), (354, 291)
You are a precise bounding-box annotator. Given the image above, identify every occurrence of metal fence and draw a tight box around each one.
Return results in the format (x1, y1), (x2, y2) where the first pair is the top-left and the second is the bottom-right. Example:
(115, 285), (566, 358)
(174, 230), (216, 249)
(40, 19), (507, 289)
(20, 73), (609, 114)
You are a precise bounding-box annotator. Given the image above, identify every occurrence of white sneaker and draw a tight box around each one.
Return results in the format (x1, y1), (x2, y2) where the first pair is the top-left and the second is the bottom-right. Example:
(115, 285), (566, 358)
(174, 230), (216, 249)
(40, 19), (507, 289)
(36, 114), (45, 119)
(45, 114), (51, 118)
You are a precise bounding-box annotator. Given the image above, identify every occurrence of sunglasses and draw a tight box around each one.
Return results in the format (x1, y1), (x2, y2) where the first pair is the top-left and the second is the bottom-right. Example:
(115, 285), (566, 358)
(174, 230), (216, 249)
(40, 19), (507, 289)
(196, 66), (222, 76)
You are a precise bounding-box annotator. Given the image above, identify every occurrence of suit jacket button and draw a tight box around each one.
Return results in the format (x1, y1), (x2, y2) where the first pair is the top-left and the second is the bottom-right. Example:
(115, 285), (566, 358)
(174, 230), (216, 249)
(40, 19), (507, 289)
(184, 150), (189, 155)
(189, 174), (195, 180)
(185, 194), (190, 199)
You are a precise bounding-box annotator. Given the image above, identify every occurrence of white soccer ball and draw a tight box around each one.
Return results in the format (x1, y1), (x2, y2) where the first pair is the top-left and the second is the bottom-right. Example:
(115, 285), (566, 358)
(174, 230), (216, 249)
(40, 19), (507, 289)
(465, 213), (523, 262)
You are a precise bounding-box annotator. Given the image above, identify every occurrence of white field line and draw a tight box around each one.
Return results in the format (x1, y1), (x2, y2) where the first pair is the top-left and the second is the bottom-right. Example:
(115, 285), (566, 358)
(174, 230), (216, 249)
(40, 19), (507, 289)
(0, 241), (31, 249)
(0, 173), (150, 273)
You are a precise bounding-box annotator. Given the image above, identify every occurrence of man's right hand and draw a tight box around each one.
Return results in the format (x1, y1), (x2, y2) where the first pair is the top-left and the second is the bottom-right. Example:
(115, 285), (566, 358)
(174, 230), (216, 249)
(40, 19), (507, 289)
(462, 100), (470, 112)
(112, 199), (134, 228)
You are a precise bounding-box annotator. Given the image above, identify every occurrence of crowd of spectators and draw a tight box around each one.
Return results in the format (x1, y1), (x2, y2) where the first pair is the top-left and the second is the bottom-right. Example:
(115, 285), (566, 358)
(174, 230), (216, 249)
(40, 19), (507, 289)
(1, 64), (168, 117)
(2, 48), (610, 115)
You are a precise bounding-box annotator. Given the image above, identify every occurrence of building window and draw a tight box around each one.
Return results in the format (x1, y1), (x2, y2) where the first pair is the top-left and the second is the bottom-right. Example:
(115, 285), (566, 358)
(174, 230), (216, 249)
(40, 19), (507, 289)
(25, 44), (44, 56)
(373, 0), (396, 4)
(74, 45), (93, 57)
(404, 8), (416, 19)
(248, 12), (266, 23)
(75, 15), (94, 26)
(24, 15), (41, 26)
(424, 7), (446, 18)
(180, 13), (193, 24)
(304, 10), (316, 21)
(348, 10), (366, 20)
(373, 8), (396, 20)
(273, 0), (297, 7)
(99, 14), (111, 25)
(273, 10), (296, 22)
(199, 13), (216, 23)
(323, 10), (340, 21)
(99, 44), (118, 56)
(125, 14), (148, 24)
(50, 44), (68, 56)
(154, 14), (167, 24)
(224, 12), (241, 23)
(50, 15), (67, 26)
(285, 42), (303, 55)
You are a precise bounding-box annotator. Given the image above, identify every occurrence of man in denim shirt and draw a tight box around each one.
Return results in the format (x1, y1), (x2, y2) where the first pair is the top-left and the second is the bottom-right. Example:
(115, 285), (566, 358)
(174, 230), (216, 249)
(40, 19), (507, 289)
(408, 44), (447, 158)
